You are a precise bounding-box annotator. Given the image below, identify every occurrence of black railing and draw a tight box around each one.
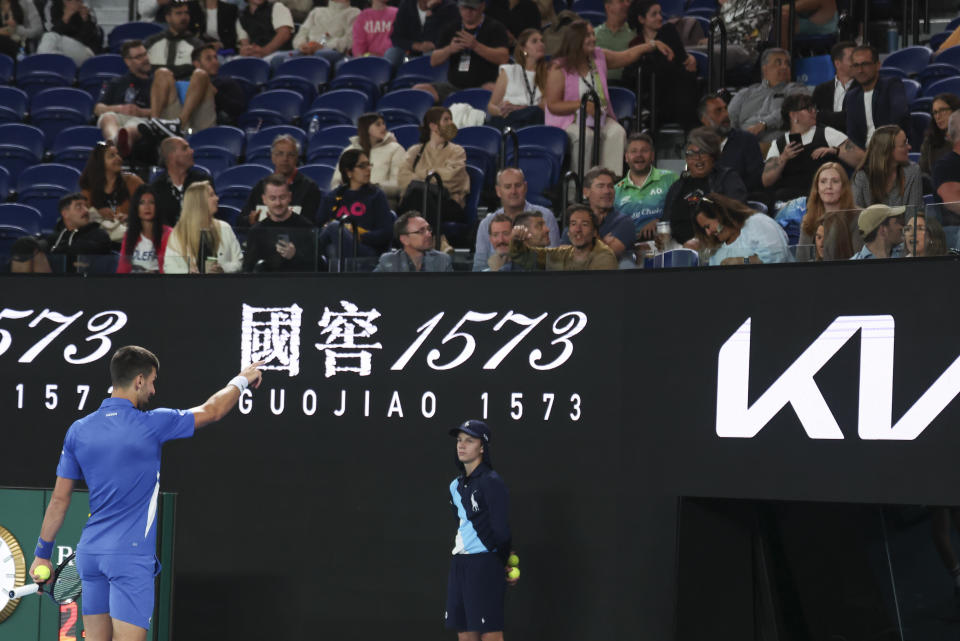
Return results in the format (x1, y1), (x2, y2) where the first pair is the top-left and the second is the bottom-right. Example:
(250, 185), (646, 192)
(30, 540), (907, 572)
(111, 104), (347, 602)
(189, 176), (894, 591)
(578, 90), (601, 184)
(336, 215), (359, 272)
(560, 170), (582, 227)
(501, 126), (519, 170)
(424, 170), (444, 250)
(707, 15), (727, 92)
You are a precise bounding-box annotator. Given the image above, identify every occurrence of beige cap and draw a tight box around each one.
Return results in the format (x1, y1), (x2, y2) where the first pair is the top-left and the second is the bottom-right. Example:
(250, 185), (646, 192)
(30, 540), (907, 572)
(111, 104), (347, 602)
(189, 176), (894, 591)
(857, 204), (906, 236)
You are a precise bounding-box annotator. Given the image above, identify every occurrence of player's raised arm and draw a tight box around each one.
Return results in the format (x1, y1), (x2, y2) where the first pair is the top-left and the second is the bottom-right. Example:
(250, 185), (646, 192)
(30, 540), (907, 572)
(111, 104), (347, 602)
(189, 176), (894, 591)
(190, 361), (265, 429)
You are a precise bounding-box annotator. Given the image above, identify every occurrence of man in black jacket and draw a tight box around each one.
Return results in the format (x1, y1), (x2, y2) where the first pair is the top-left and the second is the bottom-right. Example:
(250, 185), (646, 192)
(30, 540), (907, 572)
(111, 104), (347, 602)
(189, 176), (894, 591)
(150, 136), (213, 226)
(843, 44), (909, 149)
(698, 94), (764, 192)
(244, 175), (318, 272)
(812, 40), (855, 132)
(384, 0), (459, 67)
(240, 134), (322, 227)
(47, 193), (112, 272)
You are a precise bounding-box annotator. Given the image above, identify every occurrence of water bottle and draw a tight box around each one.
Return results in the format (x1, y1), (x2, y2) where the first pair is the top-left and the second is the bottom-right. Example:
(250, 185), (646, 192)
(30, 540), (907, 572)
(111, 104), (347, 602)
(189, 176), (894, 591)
(123, 84), (136, 104)
(246, 117), (263, 137)
(308, 115), (320, 138)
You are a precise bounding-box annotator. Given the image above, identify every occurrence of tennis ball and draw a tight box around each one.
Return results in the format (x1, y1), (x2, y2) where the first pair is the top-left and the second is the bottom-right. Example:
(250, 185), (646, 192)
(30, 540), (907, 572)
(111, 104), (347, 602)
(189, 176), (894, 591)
(508, 567), (520, 580)
(34, 566), (50, 581)
(507, 554), (519, 567)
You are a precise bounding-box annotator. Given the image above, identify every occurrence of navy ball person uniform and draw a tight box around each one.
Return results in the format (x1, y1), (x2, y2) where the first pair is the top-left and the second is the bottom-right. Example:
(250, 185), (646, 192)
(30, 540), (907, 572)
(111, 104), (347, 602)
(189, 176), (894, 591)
(445, 420), (512, 633)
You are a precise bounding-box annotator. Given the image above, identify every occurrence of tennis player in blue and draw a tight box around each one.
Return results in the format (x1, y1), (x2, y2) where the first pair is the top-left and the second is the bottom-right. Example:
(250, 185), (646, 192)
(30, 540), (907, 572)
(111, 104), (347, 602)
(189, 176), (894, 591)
(28, 345), (264, 641)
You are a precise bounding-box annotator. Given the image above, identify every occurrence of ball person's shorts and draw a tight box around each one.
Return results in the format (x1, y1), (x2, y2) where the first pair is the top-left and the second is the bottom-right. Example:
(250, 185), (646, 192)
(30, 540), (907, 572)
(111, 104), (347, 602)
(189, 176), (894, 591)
(445, 552), (506, 632)
(76, 552), (160, 630)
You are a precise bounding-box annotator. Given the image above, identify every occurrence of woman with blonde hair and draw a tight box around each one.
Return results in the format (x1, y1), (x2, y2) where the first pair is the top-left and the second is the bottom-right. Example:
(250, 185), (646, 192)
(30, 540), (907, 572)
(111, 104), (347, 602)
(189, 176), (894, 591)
(487, 28), (549, 129)
(165, 181), (243, 274)
(852, 124), (923, 209)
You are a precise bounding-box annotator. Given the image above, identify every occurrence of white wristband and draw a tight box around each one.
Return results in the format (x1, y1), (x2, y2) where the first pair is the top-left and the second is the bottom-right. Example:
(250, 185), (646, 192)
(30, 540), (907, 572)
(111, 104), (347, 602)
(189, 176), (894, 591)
(228, 375), (249, 393)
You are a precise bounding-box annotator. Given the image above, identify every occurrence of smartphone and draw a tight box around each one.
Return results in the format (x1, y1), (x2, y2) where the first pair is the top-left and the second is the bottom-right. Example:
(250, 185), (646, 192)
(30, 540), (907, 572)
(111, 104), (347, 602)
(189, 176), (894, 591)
(276, 233), (290, 244)
(788, 134), (802, 147)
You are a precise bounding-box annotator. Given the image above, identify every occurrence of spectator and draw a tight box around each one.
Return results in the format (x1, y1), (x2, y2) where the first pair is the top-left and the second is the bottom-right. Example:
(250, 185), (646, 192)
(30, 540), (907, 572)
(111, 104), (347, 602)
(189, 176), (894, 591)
(385, 0), (459, 69)
(661, 127), (748, 245)
(165, 180), (242, 273)
(117, 185), (173, 273)
(398, 106), (469, 230)
(780, 0), (836, 49)
(289, 0), (360, 67)
(690, 0), (772, 75)
(9, 237), (52, 274)
(374, 212), (453, 271)
(242, 134), (322, 226)
(934, 111), (960, 226)
(317, 149), (394, 267)
(482, 212), (515, 270)
(473, 166), (559, 271)
(276, 0), (311, 23)
(509, 203), (618, 270)
(851, 125), (922, 210)
(544, 20), (654, 178)
(486, 0), (541, 46)
(690, 191), (791, 265)
(330, 113), (407, 204)
(236, 0), (293, 64)
(353, 0), (397, 58)
(850, 203), (904, 259)
(624, 0), (699, 130)
(79, 140), (145, 245)
(814, 210), (856, 260)
(150, 136), (212, 226)
(413, 0), (510, 103)
(903, 210), (950, 257)
(561, 166), (634, 261)
(513, 210), (551, 246)
(47, 193), (112, 271)
(614, 132), (678, 239)
(698, 93), (763, 192)
(190, 43), (247, 127)
(38, 0), (102, 66)
(763, 92), (863, 202)
(843, 45), (909, 149)
(775, 162), (860, 256)
(920, 93), (960, 176)
(196, 0), (239, 50)
(594, 0), (634, 85)
(486, 28), (547, 129)
(243, 174), (318, 272)
(727, 48), (809, 143)
(95, 41), (156, 158)
(0, 0), (41, 58)
(812, 40), (855, 132)
(145, 1), (203, 80)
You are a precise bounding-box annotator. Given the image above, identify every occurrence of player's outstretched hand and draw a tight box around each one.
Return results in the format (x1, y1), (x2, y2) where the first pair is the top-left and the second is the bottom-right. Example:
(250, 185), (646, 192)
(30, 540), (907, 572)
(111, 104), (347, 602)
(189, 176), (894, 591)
(240, 360), (265, 389)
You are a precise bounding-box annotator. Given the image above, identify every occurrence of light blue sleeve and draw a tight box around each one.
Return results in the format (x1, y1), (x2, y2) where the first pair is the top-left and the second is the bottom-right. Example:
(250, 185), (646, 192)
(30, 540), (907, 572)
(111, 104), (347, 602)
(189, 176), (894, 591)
(537, 205), (561, 246)
(749, 215), (793, 264)
(473, 213), (492, 271)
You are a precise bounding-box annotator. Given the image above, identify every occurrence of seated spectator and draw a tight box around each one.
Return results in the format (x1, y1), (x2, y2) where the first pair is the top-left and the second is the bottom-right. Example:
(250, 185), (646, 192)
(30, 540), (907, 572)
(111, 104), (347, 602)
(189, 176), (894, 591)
(165, 180), (241, 273)
(317, 149), (394, 267)
(544, 20), (659, 177)
(513, 210), (551, 247)
(47, 193), (112, 271)
(117, 185), (173, 273)
(487, 28), (547, 129)
(698, 93), (763, 192)
(780, 0), (836, 48)
(195, 0), (239, 50)
(79, 140), (145, 245)
(561, 166), (634, 262)
(776, 162), (861, 256)
(509, 203), (618, 270)
(151, 136), (213, 226)
(398, 106), (469, 229)
(276, 0), (310, 23)
(190, 43), (247, 127)
(843, 45), (909, 149)
(483, 213), (515, 270)
(850, 203), (904, 259)
(615, 132), (678, 239)
(38, 0), (102, 66)
(146, 1), (203, 80)
(814, 210), (856, 261)
(353, 0), (398, 58)
(95, 40), (156, 158)
(727, 48), (809, 143)
(375, 212), (453, 271)
(243, 174), (317, 272)
(763, 93), (863, 202)
(236, 0), (293, 64)
(473, 166), (559, 271)
(690, 191), (791, 265)
(689, 0), (772, 76)
(0, 0), (41, 58)
(9, 236), (53, 273)
(288, 0), (360, 67)
(486, 0), (541, 46)
(624, 0), (699, 130)
(852, 125), (922, 210)
(385, 0), (459, 69)
(812, 41), (855, 132)
(242, 134), (322, 226)
(934, 111), (960, 226)
(412, 0), (510, 103)
(661, 127), (748, 245)
(593, 0), (634, 86)
(920, 94), (960, 176)
(330, 113), (407, 204)
(903, 210), (951, 258)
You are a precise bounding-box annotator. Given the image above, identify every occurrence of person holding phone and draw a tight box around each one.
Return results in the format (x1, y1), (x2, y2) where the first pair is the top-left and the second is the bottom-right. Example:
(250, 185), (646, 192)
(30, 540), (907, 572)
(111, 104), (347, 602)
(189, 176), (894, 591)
(243, 174), (318, 272)
(762, 92), (864, 203)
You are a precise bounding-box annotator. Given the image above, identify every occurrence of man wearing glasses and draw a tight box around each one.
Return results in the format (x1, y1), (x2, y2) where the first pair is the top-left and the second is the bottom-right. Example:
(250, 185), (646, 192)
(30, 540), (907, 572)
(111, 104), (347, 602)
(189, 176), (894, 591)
(850, 204), (905, 259)
(375, 212), (453, 271)
(843, 45), (909, 148)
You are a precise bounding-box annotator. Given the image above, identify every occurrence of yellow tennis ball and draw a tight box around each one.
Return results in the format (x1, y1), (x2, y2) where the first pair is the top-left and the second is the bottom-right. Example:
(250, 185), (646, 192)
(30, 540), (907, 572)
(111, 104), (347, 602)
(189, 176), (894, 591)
(34, 565), (50, 581)
(508, 567), (520, 580)
(507, 554), (519, 567)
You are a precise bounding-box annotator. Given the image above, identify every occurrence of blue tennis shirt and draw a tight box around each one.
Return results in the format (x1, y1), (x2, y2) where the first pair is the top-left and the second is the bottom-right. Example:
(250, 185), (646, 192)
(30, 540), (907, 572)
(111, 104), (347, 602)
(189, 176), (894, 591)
(56, 398), (195, 555)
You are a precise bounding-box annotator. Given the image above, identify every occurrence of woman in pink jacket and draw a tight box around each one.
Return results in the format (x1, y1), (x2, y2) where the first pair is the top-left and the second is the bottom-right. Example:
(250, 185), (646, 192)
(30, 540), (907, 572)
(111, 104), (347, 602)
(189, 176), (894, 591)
(352, 0), (397, 57)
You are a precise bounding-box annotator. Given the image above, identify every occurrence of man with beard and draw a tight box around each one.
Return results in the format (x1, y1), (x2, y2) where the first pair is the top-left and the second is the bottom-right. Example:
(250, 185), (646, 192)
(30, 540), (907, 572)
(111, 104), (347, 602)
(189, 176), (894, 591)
(614, 132), (678, 239)
(509, 204), (617, 270)
(850, 204), (905, 260)
(561, 167), (635, 261)
(483, 213), (516, 270)
(375, 212), (453, 271)
(243, 174), (318, 272)
(698, 94), (764, 192)
(843, 44), (909, 149)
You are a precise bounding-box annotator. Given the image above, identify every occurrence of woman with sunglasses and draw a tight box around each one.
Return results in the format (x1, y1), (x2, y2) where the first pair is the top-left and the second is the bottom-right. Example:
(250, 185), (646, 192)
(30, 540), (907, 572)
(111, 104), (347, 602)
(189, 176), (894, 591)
(690, 191), (791, 265)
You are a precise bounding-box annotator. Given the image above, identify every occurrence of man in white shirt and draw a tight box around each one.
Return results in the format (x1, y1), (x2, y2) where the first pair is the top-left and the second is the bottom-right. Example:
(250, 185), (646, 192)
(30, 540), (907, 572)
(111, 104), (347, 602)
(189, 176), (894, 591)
(843, 44), (909, 148)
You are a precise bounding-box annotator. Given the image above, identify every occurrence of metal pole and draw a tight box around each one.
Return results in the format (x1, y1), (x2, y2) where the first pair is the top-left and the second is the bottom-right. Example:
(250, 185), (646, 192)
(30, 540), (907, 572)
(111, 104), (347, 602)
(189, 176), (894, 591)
(788, 0), (796, 52)
(635, 68), (644, 132)
(577, 91), (601, 183)
(560, 170), (583, 228)
(500, 126), (519, 169)
(708, 16), (727, 92)
(424, 170), (444, 250)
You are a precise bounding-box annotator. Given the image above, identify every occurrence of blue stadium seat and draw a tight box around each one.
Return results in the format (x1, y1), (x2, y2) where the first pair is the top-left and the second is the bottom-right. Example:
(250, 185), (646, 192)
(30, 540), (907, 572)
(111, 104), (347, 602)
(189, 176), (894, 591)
(17, 164), (81, 231)
(390, 124), (420, 149)
(882, 46), (933, 77)
(0, 86), (27, 124)
(608, 86), (636, 130)
(687, 0), (718, 9)
(246, 125), (307, 165)
(51, 126), (102, 172)
(390, 57), (448, 90)
(298, 163), (336, 191)
(505, 145), (561, 186)
(0, 54), (13, 84)
(908, 111), (931, 150)
(909, 96), (933, 113)
(453, 125), (500, 168)
(267, 56), (331, 103)
(108, 22), (164, 53)
(216, 164), (273, 209)
(946, 16), (960, 33)
(930, 32), (951, 52)
(516, 155), (552, 207)
(0, 203), (41, 233)
(189, 125), (246, 177)
(0, 223), (31, 259)
(902, 78), (921, 104)
(377, 89), (435, 128)
(329, 56), (393, 102)
(216, 204), (241, 227)
(0, 165), (8, 200)
(309, 124), (356, 149)
(658, 0), (685, 17)
(878, 67), (907, 80)
(690, 15), (710, 37)
(460, 145), (496, 183)
(444, 164), (483, 244)
(78, 54), (127, 100)
(29, 88), (95, 147)
(305, 145), (344, 166)
(16, 54), (77, 97)
(934, 45), (960, 68)
(908, 151), (921, 164)
(302, 89), (370, 126)
(916, 63), (958, 92)
(690, 50), (708, 79)
(219, 57), (271, 99)
(923, 76), (960, 98)
(237, 89), (305, 130)
(517, 125), (568, 162)
(0, 124), (44, 181)
(570, 0), (603, 12)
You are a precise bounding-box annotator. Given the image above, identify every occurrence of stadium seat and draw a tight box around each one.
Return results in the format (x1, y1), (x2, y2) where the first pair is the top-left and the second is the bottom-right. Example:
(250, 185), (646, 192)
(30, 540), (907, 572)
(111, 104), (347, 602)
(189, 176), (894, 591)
(189, 125), (246, 177)
(908, 151), (921, 164)
(216, 164), (273, 209)
(578, 11), (606, 25)
(390, 124), (420, 148)
(0, 53), (11, 84)
(219, 57), (271, 99)
(690, 50), (708, 80)
(460, 144), (496, 183)
(267, 56), (331, 103)
(916, 63), (958, 92)
(305, 145), (344, 166)
(570, 0), (603, 12)
(934, 45), (960, 68)
(439, 164), (483, 247)
(930, 32), (951, 52)
(309, 124), (356, 150)
(51, 126), (102, 172)
(923, 76), (960, 98)
(690, 15), (710, 37)
(0, 124), (44, 181)
(516, 155), (552, 208)
(0, 165), (8, 200)
(329, 56), (393, 102)
(302, 89), (370, 127)
(453, 125), (500, 171)
(608, 87), (636, 131)
(16, 54), (77, 97)
(505, 145), (561, 186)
(658, 0), (684, 17)
(246, 125), (307, 164)
(516, 125), (568, 163)
(0, 223), (31, 258)
(298, 163), (336, 191)
(444, 88), (492, 110)
(237, 89), (305, 130)
(946, 16), (960, 33)
(908, 112), (931, 150)
(909, 96), (933, 113)
(902, 78), (921, 104)
(0, 202), (41, 233)
(0, 86), (27, 124)
(78, 54), (127, 100)
(17, 164), (81, 231)
(216, 204), (241, 227)
(29, 88), (95, 147)
(108, 22), (164, 53)
(878, 67), (907, 80)
(377, 89), (435, 128)
(881, 46), (933, 77)
(390, 57), (448, 90)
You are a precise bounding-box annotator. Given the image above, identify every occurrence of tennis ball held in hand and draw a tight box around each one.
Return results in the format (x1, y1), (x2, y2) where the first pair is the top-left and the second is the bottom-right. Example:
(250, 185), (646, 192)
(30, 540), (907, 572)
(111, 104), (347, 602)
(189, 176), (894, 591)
(34, 565), (50, 581)
(507, 554), (519, 567)
(508, 567), (520, 580)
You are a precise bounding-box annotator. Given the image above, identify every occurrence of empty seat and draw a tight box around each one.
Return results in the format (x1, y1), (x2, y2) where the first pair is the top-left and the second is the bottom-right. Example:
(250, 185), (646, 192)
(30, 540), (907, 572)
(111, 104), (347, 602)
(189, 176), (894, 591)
(29, 88), (95, 147)
(216, 204), (241, 227)
(916, 63), (958, 92)
(329, 56), (393, 102)
(190, 125), (246, 177)
(443, 88), (492, 110)
(0, 54), (12, 84)
(0, 124), (44, 181)
(934, 45), (960, 69)
(17, 164), (81, 231)
(266, 56), (331, 103)
(216, 164), (273, 208)
(51, 126), (103, 172)
(237, 89), (305, 130)
(302, 89), (370, 127)
(578, 11), (606, 26)
(516, 155), (552, 208)
(108, 22), (165, 53)
(923, 76), (960, 98)
(377, 89), (435, 128)
(881, 46), (933, 77)
(0, 86), (28, 124)
(78, 54), (127, 100)
(608, 87), (636, 130)
(16, 54), (77, 97)
(219, 57), (271, 99)
(0, 203), (41, 234)
(390, 124), (420, 149)
(390, 57), (448, 90)
(902, 78), (921, 104)
(298, 163), (335, 191)
(0, 223), (32, 259)
(0, 165), (8, 200)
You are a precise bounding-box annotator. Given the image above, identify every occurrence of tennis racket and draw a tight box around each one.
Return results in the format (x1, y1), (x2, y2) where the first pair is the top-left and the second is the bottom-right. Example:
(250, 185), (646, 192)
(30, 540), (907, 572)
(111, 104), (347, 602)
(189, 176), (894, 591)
(7, 552), (81, 605)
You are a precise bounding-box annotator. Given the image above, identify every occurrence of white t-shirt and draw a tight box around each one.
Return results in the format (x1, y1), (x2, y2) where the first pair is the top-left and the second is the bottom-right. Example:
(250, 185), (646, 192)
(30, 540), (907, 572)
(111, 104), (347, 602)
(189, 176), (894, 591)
(130, 235), (159, 272)
(708, 213), (792, 266)
(417, 6), (427, 25)
(499, 63), (541, 107)
(205, 8), (219, 40)
(765, 126), (848, 160)
(864, 89), (875, 143)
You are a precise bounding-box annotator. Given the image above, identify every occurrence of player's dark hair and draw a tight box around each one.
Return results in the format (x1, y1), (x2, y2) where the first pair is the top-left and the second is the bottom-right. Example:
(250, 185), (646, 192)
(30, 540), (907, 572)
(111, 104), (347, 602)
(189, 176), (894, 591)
(110, 346), (159, 387)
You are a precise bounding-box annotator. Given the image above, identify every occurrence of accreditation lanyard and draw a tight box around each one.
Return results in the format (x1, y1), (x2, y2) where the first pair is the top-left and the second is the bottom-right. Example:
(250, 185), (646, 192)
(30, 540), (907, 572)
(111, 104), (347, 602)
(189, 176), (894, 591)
(519, 67), (536, 105)
(581, 60), (608, 112)
(457, 19), (483, 72)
